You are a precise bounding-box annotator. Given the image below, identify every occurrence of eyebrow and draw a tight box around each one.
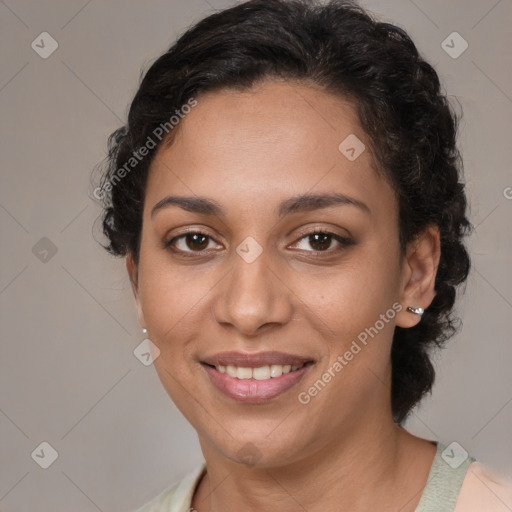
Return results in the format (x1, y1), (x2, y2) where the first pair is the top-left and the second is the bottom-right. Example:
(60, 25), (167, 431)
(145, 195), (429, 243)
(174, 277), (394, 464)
(150, 192), (371, 219)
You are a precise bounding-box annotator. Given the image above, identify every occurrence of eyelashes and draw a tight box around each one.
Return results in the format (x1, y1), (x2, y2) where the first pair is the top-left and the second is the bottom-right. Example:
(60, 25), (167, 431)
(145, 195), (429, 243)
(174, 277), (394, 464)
(289, 228), (353, 253)
(165, 231), (219, 254)
(164, 228), (354, 258)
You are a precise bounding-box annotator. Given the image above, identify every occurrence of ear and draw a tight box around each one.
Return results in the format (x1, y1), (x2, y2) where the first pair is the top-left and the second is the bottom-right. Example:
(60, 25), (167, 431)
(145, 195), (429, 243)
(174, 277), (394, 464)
(395, 224), (441, 328)
(126, 252), (146, 330)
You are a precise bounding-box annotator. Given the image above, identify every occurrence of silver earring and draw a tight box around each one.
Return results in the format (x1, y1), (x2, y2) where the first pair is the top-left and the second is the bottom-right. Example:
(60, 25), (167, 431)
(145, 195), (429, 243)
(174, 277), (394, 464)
(407, 307), (424, 316)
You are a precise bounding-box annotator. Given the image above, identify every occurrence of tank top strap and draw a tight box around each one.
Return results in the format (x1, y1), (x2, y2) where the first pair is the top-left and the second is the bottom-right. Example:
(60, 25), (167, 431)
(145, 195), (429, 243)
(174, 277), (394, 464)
(415, 441), (476, 512)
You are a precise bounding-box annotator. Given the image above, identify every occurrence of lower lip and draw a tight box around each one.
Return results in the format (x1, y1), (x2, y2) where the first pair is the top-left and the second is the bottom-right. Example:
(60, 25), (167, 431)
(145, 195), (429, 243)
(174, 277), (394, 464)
(202, 363), (312, 403)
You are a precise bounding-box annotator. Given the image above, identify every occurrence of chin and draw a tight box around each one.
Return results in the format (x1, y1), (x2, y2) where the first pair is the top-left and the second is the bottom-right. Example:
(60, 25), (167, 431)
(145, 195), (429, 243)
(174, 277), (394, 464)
(204, 428), (310, 469)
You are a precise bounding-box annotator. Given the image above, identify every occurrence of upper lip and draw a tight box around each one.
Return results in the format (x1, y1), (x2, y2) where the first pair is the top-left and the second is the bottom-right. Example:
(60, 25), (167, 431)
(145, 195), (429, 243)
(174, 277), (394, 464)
(201, 351), (313, 368)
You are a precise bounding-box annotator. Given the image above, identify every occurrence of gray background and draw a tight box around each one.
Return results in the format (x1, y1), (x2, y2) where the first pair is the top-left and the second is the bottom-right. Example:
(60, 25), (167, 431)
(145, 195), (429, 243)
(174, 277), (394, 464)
(1, 0), (511, 510)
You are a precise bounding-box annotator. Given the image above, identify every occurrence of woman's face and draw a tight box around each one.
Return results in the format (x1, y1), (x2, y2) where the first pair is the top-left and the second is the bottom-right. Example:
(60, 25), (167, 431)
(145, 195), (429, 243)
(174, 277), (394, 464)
(128, 80), (437, 467)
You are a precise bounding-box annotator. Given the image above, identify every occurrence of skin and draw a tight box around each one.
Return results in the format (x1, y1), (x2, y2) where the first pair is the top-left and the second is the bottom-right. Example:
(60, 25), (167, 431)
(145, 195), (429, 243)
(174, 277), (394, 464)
(127, 79), (441, 511)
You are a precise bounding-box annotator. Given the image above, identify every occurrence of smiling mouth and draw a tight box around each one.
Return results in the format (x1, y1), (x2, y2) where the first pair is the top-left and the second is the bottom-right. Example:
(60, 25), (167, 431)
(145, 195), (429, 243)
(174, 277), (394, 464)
(203, 361), (314, 380)
(200, 360), (314, 403)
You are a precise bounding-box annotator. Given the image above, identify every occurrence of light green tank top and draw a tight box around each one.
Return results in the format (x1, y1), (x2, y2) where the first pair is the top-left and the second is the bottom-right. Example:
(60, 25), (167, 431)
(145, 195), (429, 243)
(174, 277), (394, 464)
(415, 440), (476, 511)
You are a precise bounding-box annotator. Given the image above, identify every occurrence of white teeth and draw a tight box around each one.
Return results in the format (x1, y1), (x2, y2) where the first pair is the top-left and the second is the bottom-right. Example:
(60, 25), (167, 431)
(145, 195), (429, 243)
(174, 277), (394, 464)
(253, 366), (271, 380)
(236, 367), (253, 379)
(214, 363), (305, 379)
(270, 364), (283, 378)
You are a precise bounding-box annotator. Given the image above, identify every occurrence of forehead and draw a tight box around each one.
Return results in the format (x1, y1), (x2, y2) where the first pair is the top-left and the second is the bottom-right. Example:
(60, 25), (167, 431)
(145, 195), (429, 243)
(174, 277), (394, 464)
(145, 79), (396, 220)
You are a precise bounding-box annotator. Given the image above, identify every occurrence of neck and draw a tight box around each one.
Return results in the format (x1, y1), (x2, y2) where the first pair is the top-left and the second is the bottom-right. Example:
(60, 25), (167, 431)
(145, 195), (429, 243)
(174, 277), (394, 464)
(192, 410), (434, 512)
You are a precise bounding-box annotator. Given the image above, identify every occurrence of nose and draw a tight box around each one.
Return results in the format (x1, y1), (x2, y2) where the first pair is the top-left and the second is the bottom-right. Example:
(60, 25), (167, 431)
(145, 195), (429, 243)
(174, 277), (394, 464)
(211, 246), (294, 336)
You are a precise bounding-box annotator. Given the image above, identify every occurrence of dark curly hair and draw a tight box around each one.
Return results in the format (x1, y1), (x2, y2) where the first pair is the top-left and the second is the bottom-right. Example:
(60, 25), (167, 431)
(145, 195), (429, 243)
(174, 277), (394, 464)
(93, 0), (472, 424)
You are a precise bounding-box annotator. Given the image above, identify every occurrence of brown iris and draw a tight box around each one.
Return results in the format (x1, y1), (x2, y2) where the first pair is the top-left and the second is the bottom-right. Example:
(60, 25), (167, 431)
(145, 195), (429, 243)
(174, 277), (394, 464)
(308, 232), (332, 251)
(185, 233), (209, 251)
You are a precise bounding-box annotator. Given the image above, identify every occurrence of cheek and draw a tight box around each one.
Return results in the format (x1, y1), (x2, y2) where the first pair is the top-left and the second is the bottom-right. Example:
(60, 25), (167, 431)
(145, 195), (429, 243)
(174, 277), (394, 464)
(138, 267), (208, 413)
(137, 256), (221, 364)
(138, 269), (182, 333)
(295, 249), (400, 334)
(295, 271), (398, 424)
(293, 249), (400, 398)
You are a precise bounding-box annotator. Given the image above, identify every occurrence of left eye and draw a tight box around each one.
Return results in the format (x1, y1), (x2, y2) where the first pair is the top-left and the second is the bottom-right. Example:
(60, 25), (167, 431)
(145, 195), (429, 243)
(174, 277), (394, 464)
(291, 230), (352, 253)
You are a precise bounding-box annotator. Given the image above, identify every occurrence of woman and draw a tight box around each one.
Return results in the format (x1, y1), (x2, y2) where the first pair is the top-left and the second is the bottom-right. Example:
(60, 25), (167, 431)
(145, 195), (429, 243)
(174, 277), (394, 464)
(95, 0), (511, 510)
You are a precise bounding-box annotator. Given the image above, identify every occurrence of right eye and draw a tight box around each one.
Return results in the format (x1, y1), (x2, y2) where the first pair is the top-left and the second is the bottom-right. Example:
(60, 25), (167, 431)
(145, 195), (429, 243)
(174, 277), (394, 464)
(164, 231), (223, 256)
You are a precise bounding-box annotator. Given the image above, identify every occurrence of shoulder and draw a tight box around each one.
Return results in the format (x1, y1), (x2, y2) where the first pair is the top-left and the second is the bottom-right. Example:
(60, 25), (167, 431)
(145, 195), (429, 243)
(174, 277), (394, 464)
(132, 463), (206, 512)
(455, 461), (512, 512)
